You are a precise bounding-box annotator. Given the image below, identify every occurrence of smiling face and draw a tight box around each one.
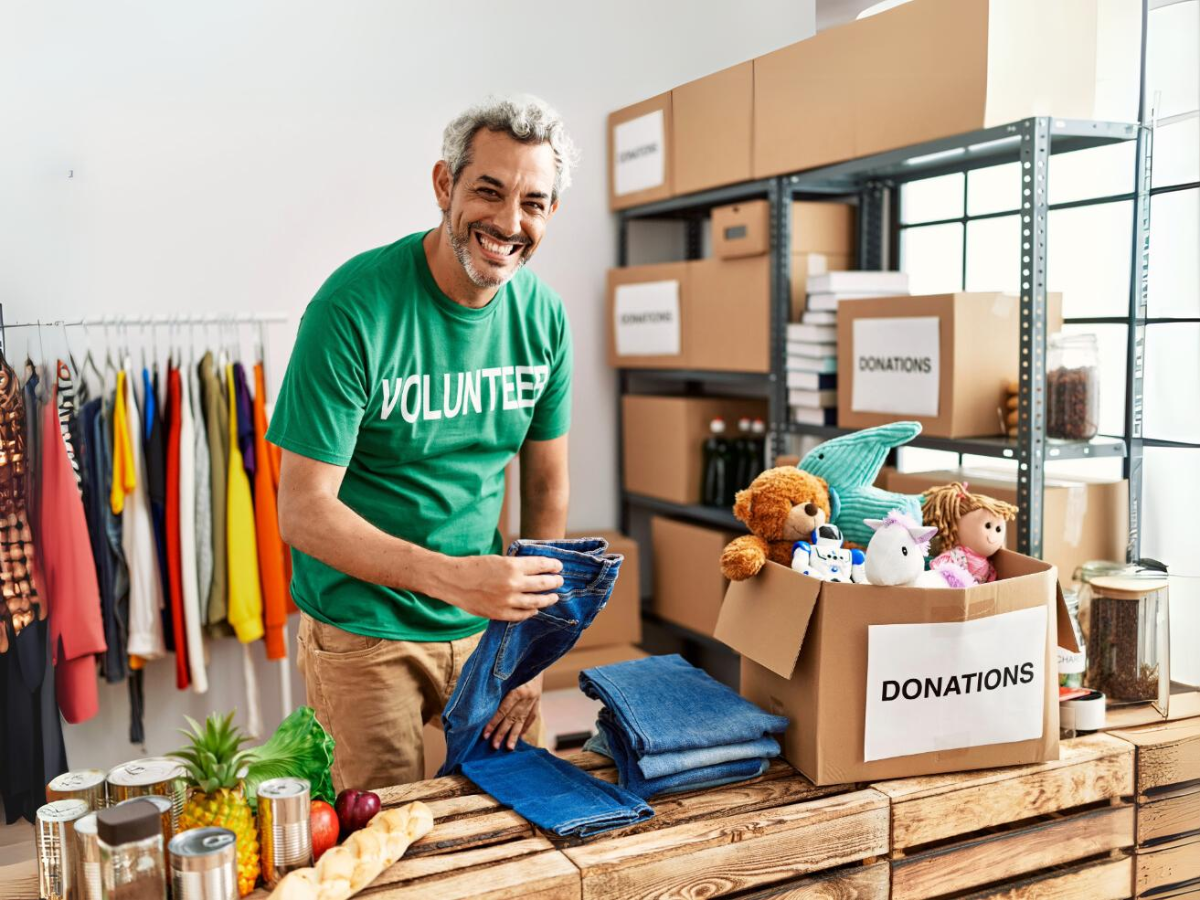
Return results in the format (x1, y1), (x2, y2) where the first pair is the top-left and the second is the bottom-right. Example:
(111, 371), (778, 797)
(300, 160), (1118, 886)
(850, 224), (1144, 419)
(957, 507), (1007, 558)
(434, 128), (558, 290)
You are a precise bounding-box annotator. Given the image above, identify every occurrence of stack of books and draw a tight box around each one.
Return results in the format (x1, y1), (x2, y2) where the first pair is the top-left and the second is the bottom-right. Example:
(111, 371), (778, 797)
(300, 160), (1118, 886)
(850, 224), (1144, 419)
(787, 270), (911, 427)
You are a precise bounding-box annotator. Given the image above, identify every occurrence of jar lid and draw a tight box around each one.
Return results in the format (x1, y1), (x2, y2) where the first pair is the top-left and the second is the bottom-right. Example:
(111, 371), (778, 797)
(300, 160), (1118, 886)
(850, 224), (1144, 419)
(1089, 575), (1169, 598)
(97, 800), (161, 846)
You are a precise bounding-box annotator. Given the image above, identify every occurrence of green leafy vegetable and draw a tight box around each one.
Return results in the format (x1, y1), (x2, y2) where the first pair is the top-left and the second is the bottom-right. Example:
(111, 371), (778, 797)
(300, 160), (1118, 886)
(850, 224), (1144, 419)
(242, 706), (337, 811)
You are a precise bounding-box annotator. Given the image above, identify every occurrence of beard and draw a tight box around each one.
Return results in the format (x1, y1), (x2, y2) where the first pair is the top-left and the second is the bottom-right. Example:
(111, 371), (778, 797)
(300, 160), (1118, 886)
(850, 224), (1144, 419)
(444, 212), (533, 289)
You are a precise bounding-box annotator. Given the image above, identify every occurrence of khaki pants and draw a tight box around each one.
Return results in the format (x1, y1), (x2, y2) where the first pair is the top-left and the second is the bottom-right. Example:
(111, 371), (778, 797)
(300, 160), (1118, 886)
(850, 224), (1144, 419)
(297, 614), (541, 791)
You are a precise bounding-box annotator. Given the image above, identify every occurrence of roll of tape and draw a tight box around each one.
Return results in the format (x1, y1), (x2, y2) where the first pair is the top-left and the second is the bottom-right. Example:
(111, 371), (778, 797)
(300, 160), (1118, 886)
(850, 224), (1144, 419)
(1060, 689), (1106, 732)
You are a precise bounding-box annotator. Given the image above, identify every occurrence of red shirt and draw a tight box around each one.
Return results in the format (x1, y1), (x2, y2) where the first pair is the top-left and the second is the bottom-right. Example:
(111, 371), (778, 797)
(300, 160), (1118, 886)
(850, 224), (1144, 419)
(166, 365), (190, 689)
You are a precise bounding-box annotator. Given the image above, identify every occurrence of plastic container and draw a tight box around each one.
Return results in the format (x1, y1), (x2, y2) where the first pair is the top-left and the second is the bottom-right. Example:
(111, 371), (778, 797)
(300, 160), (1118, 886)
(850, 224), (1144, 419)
(1046, 332), (1100, 441)
(1085, 574), (1170, 704)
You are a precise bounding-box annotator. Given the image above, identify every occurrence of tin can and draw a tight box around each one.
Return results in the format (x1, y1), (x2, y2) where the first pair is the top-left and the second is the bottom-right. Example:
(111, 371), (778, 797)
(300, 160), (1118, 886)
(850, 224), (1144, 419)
(114, 796), (174, 867)
(168, 828), (238, 900)
(46, 770), (108, 812)
(36, 799), (89, 900)
(73, 813), (102, 900)
(257, 777), (312, 886)
(106, 758), (187, 831)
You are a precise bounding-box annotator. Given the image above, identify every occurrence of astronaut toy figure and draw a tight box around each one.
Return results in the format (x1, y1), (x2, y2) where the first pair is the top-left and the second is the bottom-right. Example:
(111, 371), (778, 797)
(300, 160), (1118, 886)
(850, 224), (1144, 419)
(791, 524), (869, 583)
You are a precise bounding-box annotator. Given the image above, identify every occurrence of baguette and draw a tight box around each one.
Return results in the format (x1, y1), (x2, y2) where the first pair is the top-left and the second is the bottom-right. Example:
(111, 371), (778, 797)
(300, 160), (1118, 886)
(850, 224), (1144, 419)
(272, 801), (434, 900)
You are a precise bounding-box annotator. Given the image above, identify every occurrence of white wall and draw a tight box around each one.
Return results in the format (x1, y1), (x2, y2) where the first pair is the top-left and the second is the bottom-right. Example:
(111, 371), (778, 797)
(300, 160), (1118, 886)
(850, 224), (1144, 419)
(0, 1), (815, 772)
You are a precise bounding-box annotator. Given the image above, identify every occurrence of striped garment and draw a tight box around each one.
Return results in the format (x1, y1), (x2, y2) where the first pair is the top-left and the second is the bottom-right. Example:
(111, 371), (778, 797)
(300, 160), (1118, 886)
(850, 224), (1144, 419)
(56, 360), (83, 490)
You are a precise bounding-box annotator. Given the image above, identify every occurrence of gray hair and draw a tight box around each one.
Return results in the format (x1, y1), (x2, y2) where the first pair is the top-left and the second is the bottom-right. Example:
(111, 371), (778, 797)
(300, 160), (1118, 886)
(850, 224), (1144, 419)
(441, 95), (578, 202)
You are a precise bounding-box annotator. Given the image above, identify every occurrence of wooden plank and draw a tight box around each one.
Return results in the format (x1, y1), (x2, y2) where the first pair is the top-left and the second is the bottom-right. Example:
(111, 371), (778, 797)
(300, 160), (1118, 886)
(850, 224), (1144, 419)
(1103, 691), (1200, 731)
(0, 856), (36, 900)
(564, 789), (890, 900)
(890, 804), (1136, 900)
(373, 836), (555, 887)
(1136, 834), (1200, 897)
(377, 773), (479, 807)
(423, 793), (502, 819)
(408, 810), (530, 857)
(732, 861), (891, 899)
(1111, 719), (1200, 794)
(872, 734), (1134, 850)
(952, 855), (1133, 900)
(1138, 783), (1200, 845)
(367, 849), (581, 899)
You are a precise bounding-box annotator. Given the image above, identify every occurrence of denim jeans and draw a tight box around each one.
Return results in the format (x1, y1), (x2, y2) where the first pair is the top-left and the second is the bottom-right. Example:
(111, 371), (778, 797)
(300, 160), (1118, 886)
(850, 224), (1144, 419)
(589, 711), (771, 798)
(461, 746), (652, 838)
(578, 654), (789, 759)
(584, 726), (781, 779)
(440, 539), (650, 837)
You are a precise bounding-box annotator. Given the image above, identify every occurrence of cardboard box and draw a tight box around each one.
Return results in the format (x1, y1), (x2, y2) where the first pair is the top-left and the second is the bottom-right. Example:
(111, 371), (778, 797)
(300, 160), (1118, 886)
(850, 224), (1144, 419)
(753, 0), (1140, 177)
(712, 200), (855, 261)
(836, 292), (1061, 438)
(609, 93), (673, 211)
(651, 517), (740, 637)
(623, 395), (767, 505)
(607, 262), (690, 369)
(543, 643), (649, 692)
(690, 255), (771, 372)
(569, 531), (642, 651)
(673, 62), (753, 196)
(886, 468), (1128, 584)
(715, 551), (1076, 785)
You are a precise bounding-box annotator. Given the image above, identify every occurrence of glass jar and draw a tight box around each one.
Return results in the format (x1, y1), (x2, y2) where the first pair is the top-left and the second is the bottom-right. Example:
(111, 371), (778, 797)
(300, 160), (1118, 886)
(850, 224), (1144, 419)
(1085, 575), (1170, 704)
(1046, 333), (1100, 441)
(1058, 587), (1086, 689)
(97, 801), (166, 900)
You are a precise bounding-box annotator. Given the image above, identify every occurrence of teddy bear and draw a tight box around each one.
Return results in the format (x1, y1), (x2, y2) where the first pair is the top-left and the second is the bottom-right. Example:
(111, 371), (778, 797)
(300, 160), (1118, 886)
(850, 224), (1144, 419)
(720, 467), (832, 581)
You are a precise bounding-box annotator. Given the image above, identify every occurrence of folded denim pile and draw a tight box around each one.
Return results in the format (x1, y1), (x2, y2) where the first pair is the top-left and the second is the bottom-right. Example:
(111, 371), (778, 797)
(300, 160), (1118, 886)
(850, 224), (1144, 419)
(579, 654), (788, 798)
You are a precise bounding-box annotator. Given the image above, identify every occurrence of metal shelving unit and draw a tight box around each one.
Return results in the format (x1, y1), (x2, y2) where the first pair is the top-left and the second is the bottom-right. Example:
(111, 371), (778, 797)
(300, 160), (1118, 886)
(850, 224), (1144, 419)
(615, 116), (1149, 558)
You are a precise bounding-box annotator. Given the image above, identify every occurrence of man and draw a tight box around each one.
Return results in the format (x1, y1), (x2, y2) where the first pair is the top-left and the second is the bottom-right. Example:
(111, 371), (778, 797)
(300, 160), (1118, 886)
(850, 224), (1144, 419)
(269, 95), (577, 790)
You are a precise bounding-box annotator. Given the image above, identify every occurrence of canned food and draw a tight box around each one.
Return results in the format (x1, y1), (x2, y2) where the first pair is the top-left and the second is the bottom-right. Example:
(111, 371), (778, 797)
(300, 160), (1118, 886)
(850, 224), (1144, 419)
(168, 828), (237, 900)
(257, 777), (312, 886)
(36, 798), (89, 900)
(114, 796), (174, 866)
(73, 813), (102, 900)
(106, 759), (187, 831)
(46, 770), (108, 811)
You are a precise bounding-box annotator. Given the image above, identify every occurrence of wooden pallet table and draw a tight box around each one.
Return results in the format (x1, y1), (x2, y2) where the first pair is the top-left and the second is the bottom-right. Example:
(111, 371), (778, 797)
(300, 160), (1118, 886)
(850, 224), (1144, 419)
(870, 734), (1137, 900)
(552, 750), (890, 900)
(1110, 717), (1200, 898)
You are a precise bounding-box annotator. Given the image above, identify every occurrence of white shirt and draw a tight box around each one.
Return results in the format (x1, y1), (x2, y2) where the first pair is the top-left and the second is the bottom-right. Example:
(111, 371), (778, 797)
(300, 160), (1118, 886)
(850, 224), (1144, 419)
(177, 368), (208, 693)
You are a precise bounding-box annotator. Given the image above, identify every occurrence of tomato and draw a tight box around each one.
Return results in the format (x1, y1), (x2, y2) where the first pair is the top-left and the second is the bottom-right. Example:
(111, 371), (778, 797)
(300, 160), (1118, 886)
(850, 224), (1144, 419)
(309, 800), (339, 862)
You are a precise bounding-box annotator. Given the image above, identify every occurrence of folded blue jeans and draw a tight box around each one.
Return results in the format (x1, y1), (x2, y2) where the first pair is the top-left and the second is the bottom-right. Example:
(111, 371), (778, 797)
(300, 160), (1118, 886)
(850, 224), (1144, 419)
(588, 713), (771, 798)
(440, 539), (649, 837)
(579, 654), (789, 758)
(583, 727), (781, 780)
(461, 746), (652, 838)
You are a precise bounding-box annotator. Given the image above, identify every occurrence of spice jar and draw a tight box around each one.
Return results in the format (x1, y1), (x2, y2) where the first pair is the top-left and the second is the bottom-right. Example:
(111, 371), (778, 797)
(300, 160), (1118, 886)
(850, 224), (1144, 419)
(1086, 575), (1170, 704)
(97, 800), (167, 900)
(1046, 333), (1100, 441)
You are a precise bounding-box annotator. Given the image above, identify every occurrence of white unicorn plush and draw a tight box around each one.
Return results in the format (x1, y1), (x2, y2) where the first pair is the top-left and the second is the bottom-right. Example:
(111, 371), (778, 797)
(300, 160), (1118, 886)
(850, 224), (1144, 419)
(863, 510), (975, 588)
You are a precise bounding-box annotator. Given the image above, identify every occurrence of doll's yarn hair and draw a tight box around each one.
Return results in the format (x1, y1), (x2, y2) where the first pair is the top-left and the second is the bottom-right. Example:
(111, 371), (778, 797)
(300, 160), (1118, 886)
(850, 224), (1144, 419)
(921, 482), (1019, 553)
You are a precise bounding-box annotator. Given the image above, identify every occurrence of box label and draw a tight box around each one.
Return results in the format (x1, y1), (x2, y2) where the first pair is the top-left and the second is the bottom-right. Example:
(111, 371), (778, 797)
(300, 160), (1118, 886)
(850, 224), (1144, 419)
(851, 316), (940, 417)
(614, 110), (665, 196)
(863, 606), (1047, 761)
(615, 280), (681, 357)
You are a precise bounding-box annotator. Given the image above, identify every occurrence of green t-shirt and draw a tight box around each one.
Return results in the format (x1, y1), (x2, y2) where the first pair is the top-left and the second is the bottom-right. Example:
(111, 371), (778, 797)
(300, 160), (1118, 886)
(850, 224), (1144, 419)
(266, 231), (572, 641)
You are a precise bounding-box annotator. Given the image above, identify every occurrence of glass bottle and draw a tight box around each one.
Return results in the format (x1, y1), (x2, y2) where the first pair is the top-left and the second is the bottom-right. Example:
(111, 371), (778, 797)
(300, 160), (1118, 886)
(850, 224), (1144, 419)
(701, 417), (728, 508)
(97, 800), (166, 900)
(1046, 332), (1100, 441)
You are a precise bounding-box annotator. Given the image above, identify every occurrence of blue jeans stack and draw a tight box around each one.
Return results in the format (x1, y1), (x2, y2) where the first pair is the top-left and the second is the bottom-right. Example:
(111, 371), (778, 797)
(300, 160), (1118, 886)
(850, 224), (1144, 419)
(439, 538), (654, 838)
(579, 654), (789, 799)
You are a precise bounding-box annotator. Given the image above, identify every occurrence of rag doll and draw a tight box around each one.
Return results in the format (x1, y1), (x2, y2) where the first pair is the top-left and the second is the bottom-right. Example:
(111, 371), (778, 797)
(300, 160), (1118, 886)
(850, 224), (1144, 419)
(921, 482), (1019, 584)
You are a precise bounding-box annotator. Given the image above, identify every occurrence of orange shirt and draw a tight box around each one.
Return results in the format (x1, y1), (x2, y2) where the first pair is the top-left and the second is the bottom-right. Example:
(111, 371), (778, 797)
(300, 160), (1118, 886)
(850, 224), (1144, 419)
(253, 363), (291, 659)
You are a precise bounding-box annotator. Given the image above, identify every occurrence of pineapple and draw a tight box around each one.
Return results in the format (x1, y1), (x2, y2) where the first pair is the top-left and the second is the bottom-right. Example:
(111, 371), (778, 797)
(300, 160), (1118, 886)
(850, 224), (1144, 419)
(172, 712), (261, 896)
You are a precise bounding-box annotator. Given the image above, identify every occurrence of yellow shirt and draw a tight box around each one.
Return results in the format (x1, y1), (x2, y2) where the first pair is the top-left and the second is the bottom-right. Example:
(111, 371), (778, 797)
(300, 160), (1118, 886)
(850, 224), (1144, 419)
(225, 364), (264, 643)
(109, 370), (135, 515)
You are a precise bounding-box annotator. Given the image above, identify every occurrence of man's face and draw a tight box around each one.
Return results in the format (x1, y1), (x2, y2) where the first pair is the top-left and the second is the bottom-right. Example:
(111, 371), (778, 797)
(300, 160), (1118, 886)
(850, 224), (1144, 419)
(439, 129), (558, 289)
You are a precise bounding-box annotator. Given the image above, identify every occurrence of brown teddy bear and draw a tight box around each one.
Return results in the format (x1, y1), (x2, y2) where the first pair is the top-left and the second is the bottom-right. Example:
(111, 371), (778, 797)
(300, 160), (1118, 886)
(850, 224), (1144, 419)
(720, 467), (832, 581)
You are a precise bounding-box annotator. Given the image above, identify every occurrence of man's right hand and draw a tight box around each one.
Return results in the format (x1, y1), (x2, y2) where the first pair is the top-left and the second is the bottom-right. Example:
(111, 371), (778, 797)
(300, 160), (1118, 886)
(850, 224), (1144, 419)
(431, 555), (565, 621)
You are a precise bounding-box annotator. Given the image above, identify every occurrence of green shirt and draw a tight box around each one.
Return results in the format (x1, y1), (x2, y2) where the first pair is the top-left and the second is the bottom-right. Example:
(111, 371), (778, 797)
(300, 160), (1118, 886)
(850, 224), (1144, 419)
(267, 231), (572, 641)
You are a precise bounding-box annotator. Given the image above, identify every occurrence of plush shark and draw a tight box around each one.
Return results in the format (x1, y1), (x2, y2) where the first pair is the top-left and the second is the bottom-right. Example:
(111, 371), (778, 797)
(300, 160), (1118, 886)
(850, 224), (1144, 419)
(797, 421), (925, 548)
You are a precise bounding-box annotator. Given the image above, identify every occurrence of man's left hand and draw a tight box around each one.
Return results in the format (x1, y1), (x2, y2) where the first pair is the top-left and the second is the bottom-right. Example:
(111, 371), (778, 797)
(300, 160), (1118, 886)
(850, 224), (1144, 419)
(483, 673), (543, 750)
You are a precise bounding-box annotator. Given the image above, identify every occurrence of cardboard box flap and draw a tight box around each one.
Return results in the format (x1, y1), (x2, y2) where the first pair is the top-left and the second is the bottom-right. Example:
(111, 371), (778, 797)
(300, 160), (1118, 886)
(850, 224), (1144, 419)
(715, 561), (821, 679)
(993, 549), (1078, 654)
